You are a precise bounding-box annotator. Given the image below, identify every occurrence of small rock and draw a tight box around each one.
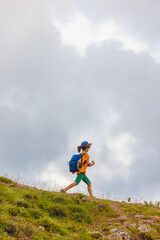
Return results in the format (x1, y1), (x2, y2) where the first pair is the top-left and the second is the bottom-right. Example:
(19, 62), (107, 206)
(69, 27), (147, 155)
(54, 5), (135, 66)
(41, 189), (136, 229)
(137, 224), (150, 233)
(39, 226), (45, 231)
(108, 229), (130, 240)
(130, 223), (151, 233)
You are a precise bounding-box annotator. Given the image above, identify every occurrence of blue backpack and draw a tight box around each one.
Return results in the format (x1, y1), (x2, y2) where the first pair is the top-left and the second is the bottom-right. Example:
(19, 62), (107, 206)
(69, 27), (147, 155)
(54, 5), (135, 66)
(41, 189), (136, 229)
(69, 153), (87, 172)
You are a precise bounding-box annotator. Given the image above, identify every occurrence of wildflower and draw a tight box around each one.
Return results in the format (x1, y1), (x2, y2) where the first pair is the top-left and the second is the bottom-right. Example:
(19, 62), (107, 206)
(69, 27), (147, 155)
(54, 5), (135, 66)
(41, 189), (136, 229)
(123, 221), (130, 228)
(143, 220), (154, 225)
(112, 203), (119, 211)
(119, 216), (128, 220)
(134, 214), (145, 218)
(97, 204), (106, 209)
(152, 216), (160, 220)
(17, 184), (24, 188)
(82, 196), (93, 202)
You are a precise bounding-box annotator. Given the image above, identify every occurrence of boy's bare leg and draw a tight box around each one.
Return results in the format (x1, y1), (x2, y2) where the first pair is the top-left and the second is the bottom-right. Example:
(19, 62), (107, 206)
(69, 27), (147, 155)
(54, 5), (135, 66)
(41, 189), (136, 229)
(87, 183), (94, 198)
(60, 182), (78, 192)
(65, 182), (78, 191)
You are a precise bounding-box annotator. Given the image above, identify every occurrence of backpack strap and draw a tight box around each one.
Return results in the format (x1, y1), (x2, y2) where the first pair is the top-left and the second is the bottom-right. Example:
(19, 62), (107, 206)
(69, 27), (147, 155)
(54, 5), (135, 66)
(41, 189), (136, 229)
(80, 153), (87, 167)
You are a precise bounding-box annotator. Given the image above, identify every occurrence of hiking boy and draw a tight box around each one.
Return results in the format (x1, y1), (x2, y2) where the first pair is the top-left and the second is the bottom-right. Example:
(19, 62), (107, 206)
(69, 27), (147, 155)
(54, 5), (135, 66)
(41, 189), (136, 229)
(60, 141), (95, 197)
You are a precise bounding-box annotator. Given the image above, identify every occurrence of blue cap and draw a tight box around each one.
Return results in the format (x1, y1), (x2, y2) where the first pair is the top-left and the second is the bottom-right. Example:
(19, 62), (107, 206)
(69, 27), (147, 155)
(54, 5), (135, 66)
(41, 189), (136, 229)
(81, 141), (92, 148)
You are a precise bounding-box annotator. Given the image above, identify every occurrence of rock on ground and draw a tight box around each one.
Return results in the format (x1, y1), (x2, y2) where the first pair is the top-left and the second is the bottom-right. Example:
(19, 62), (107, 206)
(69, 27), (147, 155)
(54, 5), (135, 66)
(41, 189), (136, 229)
(108, 228), (130, 240)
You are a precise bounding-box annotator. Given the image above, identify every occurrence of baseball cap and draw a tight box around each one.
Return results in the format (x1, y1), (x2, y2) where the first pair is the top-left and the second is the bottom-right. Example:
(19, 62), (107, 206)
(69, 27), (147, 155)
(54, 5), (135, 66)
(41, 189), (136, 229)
(81, 141), (92, 148)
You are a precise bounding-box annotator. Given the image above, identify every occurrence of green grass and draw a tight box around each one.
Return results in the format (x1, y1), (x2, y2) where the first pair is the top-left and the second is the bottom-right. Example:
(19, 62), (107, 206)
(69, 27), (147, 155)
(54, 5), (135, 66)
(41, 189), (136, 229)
(0, 176), (160, 239)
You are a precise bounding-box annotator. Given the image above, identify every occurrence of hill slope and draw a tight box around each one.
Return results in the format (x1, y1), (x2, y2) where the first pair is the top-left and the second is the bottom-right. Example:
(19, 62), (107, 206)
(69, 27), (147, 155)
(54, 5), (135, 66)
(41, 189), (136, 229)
(0, 176), (160, 239)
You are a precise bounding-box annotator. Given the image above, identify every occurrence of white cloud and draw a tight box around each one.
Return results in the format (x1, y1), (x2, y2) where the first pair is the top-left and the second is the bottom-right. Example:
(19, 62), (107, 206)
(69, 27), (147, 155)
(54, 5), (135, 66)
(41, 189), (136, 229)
(53, 12), (160, 63)
(107, 133), (136, 167)
(38, 161), (71, 190)
(96, 122), (137, 181)
(0, 87), (36, 120)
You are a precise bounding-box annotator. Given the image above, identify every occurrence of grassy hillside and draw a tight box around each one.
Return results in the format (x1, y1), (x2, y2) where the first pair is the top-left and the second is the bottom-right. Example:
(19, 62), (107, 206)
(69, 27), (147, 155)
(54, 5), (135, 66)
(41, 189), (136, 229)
(0, 176), (160, 239)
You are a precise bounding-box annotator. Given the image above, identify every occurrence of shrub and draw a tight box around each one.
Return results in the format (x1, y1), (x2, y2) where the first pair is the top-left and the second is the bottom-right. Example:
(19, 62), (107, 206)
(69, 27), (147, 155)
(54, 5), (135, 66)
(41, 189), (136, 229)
(72, 212), (92, 223)
(38, 216), (66, 235)
(24, 194), (32, 200)
(38, 217), (52, 232)
(30, 209), (42, 219)
(9, 184), (16, 187)
(23, 194), (38, 200)
(23, 225), (35, 237)
(96, 203), (107, 211)
(16, 201), (29, 208)
(33, 195), (38, 200)
(47, 205), (67, 217)
(4, 223), (18, 236)
(0, 177), (12, 184)
(76, 193), (86, 199)
(73, 197), (81, 205)
(70, 206), (92, 223)
(51, 223), (66, 236)
(8, 207), (21, 216)
(70, 205), (84, 213)
(138, 232), (154, 240)
(38, 203), (45, 211)
(144, 201), (149, 207)
(155, 201), (160, 208)
(52, 196), (68, 204)
(149, 201), (154, 207)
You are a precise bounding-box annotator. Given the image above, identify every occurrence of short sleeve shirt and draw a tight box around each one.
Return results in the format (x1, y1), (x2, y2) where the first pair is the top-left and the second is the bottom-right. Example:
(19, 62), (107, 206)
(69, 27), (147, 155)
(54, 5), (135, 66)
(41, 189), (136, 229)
(77, 153), (89, 175)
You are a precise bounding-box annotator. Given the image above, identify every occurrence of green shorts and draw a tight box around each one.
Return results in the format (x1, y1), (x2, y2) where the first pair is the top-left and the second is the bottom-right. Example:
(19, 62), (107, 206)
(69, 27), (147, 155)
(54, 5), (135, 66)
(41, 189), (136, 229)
(75, 172), (91, 185)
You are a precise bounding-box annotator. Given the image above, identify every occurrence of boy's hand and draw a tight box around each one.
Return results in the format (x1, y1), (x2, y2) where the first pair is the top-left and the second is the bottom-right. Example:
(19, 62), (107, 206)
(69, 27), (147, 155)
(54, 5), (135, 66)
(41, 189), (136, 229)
(72, 172), (76, 174)
(91, 161), (95, 165)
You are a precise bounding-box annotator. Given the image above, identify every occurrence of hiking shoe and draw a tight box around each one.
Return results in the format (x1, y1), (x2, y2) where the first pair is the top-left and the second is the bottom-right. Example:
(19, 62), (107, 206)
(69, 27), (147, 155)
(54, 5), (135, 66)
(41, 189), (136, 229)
(60, 188), (66, 193)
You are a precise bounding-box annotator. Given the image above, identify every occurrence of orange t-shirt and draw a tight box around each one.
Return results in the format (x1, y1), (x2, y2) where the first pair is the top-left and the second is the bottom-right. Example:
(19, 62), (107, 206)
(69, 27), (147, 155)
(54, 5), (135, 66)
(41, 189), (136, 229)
(77, 153), (89, 175)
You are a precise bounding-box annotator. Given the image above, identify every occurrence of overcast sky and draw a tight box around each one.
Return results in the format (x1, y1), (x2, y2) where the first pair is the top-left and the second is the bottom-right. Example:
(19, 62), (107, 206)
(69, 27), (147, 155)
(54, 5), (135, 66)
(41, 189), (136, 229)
(0, 0), (160, 202)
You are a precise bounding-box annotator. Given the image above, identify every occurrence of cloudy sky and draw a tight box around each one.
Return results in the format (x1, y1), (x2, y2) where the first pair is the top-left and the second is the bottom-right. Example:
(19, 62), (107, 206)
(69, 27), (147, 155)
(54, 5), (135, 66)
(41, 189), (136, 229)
(1, 0), (160, 201)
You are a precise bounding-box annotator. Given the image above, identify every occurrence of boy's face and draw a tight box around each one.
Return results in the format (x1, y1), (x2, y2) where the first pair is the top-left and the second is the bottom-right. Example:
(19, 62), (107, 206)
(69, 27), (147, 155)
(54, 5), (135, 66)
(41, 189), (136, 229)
(86, 145), (91, 152)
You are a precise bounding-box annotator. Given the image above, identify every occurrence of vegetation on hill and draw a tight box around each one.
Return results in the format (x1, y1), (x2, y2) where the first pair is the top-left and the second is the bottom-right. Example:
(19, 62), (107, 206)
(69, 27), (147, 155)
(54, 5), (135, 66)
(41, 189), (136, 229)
(0, 176), (160, 239)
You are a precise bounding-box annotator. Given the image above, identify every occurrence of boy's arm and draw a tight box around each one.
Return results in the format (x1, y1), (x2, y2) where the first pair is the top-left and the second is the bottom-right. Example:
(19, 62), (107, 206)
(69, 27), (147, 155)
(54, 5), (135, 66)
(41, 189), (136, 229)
(88, 161), (95, 167)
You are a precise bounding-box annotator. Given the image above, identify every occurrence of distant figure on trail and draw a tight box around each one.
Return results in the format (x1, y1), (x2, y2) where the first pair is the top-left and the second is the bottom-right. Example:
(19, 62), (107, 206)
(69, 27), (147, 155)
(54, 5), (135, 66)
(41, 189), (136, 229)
(60, 141), (95, 198)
